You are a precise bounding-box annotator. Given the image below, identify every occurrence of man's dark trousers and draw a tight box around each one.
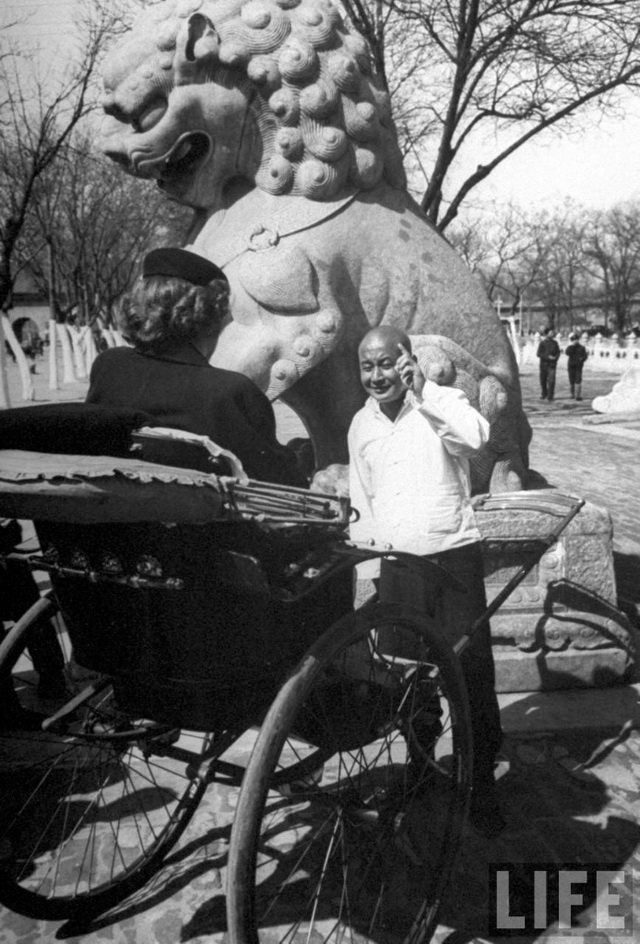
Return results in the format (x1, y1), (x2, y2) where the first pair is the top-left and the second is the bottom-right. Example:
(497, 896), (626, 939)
(377, 542), (503, 788)
(539, 361), (557, 400)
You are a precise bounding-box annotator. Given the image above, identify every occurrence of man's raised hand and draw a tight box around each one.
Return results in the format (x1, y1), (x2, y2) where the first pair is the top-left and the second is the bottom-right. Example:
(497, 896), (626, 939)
(396, 343), (426, 398)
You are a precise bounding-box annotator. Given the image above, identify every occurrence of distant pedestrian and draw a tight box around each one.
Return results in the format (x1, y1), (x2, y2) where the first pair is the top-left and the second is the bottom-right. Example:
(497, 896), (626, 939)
(536, 327), (560, 401)
(565, 333), (588, 401)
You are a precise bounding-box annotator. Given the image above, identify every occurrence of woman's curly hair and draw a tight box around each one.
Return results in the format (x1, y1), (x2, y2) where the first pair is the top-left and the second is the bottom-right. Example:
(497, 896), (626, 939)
(118, 275), (230, 353)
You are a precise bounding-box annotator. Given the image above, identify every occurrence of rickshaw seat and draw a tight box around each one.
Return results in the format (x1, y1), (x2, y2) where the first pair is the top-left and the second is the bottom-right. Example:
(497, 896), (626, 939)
(0, 402), (355, 728)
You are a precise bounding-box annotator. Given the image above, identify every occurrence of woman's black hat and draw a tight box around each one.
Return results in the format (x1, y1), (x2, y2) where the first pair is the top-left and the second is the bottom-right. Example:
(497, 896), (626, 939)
(143, 248), (227, 285)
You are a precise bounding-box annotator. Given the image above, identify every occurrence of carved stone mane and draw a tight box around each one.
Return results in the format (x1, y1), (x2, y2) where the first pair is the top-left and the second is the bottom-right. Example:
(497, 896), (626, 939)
(102, 0), (406, 204)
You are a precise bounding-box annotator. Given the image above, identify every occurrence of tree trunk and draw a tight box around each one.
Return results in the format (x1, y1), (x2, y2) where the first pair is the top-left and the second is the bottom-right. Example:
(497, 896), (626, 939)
(47, 242), (60, 390)
(0, 318), (10, 408)
(84, 328), (97, 376)
(48, 319), (59, 390)
(101, 327), (117, 348)
(2, 314), (34, 401)
(57, 323), (77, 383)
(69, 325), (87, 379)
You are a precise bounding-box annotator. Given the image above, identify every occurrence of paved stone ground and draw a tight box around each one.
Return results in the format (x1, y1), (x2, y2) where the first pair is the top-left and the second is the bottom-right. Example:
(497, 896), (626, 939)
(520, 368), (640, 550)
(2, 356), (640, 944)
(518, 366), (640, 620)
(1, 709), (638, 944)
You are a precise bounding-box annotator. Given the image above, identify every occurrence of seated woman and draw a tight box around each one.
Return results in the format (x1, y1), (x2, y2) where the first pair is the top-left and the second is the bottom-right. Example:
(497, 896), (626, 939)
(87, 248), (303, 486)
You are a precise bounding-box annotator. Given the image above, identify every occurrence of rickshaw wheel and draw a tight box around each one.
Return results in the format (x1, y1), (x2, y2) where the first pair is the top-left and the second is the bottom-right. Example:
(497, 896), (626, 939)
(0, 606), (211, 920)
(227, 601), (473, 944)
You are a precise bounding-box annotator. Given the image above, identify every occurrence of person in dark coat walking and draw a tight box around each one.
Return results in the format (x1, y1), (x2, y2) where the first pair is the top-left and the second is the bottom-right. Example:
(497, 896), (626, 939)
(86, 248), (303, 486)
(536, 327), (560, 401)
(565, 333), (588, 400)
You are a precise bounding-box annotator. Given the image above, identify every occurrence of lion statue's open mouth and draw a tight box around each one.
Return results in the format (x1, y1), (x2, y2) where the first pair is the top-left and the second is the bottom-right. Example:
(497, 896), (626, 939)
(140, 133), (211, 187)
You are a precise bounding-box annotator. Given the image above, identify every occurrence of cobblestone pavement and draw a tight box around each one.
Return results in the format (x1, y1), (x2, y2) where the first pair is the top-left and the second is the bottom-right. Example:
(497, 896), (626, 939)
(519, 366), (640, 553)
(2, 353), (89, 408)
(1, 707), (638, 944)
(516, 366), (640, 619)
(2, 356), (640, 944)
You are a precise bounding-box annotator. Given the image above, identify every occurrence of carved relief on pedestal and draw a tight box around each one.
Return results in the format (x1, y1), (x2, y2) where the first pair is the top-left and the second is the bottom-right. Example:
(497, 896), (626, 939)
(477, 497), (635, 692)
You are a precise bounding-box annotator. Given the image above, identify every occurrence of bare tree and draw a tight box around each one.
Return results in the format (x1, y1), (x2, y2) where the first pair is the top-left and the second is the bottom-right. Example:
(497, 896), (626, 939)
(450, 203), (550, 313)
(19, 132), (192, 380)
(447, 218), (494, 279)
(449, 200), (600, 331)
(0, 42), (107, 311)
(342, 0), (640, 229)
(0, 7), (120, 400)
(31, 137), (191, 323)
(582, 201), (640, 334)
(90, 0), (168, 41)
(527, 204), (591, 333)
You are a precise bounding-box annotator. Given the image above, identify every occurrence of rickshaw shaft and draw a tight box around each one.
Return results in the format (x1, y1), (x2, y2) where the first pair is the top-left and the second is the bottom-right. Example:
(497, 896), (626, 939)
(453, 498), (585, 659)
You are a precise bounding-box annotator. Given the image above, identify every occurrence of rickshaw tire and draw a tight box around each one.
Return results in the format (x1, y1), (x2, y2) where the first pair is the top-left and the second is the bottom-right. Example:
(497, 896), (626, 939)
(0, 608), (211, 921)
(227, 601), (473, 944)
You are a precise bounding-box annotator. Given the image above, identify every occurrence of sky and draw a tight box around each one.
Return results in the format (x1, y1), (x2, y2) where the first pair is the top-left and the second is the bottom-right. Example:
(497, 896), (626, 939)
(2, 0), (82, 47)
(4, 0), (640, 214)
(467, 107), (640, 211)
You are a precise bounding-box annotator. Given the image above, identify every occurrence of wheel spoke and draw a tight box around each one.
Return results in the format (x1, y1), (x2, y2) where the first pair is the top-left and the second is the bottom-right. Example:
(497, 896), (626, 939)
(0, 620), (212, 919)
(228, 603), (472, 944)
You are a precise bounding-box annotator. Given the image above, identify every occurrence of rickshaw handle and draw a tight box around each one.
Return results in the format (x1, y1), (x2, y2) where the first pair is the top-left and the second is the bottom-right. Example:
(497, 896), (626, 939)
(453, 497), (585, 659)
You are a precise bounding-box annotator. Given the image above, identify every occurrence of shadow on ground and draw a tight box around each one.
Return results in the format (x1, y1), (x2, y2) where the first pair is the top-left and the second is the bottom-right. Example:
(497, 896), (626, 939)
(435, 706), (640, 943)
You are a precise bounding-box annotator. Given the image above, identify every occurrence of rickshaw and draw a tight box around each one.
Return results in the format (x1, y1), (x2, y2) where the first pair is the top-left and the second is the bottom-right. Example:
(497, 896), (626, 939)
(0, 409), (584, 943)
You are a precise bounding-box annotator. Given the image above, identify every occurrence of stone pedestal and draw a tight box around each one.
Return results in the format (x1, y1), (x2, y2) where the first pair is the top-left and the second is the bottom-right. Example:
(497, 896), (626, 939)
(476, 492), (635, 692)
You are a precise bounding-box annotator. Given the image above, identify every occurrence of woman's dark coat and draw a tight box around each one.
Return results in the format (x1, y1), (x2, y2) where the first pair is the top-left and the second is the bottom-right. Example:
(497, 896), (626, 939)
(86, 344), (303, 485)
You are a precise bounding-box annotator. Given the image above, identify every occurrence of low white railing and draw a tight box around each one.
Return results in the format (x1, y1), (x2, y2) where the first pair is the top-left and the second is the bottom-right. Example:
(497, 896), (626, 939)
(518, 333), (640, 372)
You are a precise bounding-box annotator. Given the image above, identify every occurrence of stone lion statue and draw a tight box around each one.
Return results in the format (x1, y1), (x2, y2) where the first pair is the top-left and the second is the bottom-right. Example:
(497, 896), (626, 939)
(100, 0), (531, 491)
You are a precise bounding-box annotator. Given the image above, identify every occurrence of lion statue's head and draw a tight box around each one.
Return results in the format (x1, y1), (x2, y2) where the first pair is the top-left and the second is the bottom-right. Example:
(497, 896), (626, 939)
(100, 0), (406, 210)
